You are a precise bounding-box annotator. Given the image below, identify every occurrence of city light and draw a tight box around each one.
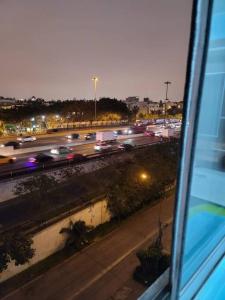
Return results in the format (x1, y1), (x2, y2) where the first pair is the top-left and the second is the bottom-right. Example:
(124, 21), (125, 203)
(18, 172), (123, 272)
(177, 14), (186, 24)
(140, 172), (148, 180)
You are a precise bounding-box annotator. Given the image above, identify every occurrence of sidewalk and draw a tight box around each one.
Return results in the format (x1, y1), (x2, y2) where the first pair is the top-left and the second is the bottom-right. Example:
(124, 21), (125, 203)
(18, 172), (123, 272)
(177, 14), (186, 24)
(1, 196), (174, 300)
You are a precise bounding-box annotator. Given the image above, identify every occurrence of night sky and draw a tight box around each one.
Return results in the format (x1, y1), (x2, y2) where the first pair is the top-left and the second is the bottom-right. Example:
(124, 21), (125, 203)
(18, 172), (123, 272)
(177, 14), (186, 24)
(0, 0), (192, 101)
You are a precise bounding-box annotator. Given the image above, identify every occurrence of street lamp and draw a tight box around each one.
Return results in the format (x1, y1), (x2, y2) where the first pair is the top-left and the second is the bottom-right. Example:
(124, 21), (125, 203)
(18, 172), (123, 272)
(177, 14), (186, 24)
(164, 81), (171, 125)
(140, 173), (148, 180)
(92, 76), (99, 120)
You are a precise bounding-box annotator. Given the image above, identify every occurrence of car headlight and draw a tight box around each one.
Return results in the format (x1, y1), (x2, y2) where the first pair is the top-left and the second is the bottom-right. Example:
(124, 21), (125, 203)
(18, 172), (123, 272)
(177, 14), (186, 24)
(50, 149), (58, 154)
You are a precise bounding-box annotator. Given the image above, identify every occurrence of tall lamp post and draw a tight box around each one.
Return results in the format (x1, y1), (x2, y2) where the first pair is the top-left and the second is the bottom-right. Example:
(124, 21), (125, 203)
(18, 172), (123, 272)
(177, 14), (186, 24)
(92, 76), (99, 120)
(164, 81), (171, 124)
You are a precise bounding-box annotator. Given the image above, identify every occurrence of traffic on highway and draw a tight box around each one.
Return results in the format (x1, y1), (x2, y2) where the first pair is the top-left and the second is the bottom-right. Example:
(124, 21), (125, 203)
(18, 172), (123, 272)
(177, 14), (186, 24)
(0, 121), (181, 179)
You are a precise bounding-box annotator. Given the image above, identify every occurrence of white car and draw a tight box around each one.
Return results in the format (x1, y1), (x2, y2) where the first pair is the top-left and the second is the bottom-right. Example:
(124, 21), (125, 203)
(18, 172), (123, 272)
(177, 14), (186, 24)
(50, 146), (72, 155)
(17, 136), (37, 142)
(154, 131), (163, 137)
(94, 142), (113, 152)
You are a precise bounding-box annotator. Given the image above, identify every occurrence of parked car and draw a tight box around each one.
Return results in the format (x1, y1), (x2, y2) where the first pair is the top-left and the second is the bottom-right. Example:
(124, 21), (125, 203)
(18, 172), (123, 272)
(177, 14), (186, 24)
(0, 155), (16, 164)
(50, 146), (72, 155)
(17, 135), (37, 142)
(66, 153), (87, 162)
(118, 143), (134, 151)
(94, 141), (113, 152)
(29, 153), (54, 163)
(1, 141), (21, 149)
(84, 132), (96, 140)
(66, 133), (80, 140)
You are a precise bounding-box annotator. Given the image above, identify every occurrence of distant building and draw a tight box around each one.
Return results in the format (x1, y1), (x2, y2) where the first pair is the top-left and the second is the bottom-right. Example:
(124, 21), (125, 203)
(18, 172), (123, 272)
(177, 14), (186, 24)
(124, 96), (139, 110)
(0, 98), (17, 109)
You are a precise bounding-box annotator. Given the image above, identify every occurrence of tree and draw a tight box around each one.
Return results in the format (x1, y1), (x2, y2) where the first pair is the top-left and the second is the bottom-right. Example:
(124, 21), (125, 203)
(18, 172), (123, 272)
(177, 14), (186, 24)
(0, 232), (35, 272)
(0, 245), (10, 272)
(133, 221), (170, 286)
(60, 220), (92, 250)
(14, 174), (58, 208)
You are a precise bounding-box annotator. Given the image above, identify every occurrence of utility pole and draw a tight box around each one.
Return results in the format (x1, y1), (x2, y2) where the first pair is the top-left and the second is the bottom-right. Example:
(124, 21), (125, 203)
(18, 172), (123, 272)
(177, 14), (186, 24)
(164, 81), (171, 125)
(92, 76), (98, 120)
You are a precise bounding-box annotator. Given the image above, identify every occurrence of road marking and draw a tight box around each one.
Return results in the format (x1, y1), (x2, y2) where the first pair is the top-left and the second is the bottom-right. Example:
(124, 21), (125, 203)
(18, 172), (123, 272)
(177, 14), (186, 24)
(67, 217), (173, 300)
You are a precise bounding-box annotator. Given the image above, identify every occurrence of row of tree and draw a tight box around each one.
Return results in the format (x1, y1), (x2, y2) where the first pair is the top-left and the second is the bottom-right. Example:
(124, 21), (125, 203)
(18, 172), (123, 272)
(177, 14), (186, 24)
(0, 98), (133, 123)
(0, 141), (179, 273)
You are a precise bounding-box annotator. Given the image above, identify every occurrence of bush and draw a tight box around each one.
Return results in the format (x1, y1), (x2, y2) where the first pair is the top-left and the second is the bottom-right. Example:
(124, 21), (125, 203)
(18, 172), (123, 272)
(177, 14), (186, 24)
(0, 232), (35, 273)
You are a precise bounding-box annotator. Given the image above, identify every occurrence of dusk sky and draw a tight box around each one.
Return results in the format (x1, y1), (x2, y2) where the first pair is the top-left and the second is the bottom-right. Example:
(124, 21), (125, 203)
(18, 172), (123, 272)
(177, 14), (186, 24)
(0, 0), (192, 101)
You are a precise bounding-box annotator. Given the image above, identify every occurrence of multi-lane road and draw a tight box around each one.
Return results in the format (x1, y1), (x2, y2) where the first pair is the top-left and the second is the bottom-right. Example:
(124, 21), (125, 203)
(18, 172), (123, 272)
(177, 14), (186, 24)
(0, 127), (160, 178)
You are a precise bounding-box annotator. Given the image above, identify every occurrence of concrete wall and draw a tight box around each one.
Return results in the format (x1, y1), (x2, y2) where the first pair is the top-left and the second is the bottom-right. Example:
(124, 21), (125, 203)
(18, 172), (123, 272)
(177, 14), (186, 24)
(0, 198), (110, 283)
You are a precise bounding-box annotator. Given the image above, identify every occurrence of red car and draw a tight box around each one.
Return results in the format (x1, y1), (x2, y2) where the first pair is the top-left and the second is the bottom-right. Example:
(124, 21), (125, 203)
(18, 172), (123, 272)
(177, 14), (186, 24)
(67, 153), (87, 162)
(144, 130), (155, 137)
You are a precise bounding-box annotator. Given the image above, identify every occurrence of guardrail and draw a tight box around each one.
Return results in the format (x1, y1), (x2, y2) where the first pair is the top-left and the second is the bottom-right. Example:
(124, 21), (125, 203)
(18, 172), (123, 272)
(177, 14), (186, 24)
(0, 141), (162, 181)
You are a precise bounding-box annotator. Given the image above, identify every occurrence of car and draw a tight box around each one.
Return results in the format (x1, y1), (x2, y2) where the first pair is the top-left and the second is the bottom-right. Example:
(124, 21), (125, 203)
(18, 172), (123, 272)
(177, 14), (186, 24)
(154, 131), (163, 137)
(1, 141), (21, 149)
(29, 153), (54, 163)
(50, 146), (72, 155)
(113, 130), (124, 136)
(144, 131), (155, 137)
(17, 135), (37, 142)
(123, 128), (133, 135)
(84, 132), (96, 140)
(66, 133), (80, 140)
(67, 153), (87, 162)
(94, 141), (113, 152)
(118, 143), (134, 151)
(0, 155), (16, 164)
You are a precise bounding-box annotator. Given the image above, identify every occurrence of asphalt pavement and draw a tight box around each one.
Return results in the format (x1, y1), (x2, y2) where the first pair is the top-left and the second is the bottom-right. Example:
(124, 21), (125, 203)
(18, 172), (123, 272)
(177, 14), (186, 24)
(0, 135), (159, 175)
(1, 195), (174, 300)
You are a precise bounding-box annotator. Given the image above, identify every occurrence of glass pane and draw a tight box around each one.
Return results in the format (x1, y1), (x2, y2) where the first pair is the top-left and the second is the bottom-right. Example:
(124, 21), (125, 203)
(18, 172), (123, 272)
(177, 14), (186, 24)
(180, 0), (225, 289)
(194, 256), (225, 300)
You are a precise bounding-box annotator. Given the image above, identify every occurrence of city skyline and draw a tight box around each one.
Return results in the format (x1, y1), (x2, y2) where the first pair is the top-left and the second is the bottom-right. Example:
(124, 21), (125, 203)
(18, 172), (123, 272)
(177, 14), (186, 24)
(0, 0), (192, 101)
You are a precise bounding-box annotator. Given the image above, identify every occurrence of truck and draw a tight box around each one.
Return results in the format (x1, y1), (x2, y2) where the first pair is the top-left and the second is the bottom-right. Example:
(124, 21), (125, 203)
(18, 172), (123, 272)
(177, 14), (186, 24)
(96, 131), (116, 143)
(145, 125), (176, 138)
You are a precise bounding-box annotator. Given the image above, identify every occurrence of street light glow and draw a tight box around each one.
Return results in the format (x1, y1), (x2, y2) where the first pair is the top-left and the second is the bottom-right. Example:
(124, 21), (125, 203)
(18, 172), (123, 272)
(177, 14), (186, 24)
(140, 173), (148, 180)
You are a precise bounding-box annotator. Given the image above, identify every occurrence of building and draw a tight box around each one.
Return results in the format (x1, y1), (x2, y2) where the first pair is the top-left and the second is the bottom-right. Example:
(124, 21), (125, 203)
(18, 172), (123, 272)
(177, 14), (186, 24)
(140, 0), (225, 299)
(124, 96), (139, 109)
(0, 97), (17, 109)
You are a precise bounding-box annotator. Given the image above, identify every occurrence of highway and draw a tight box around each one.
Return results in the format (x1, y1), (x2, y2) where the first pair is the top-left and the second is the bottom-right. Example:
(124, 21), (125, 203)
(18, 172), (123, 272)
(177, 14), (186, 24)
(0, 128), (160, 178)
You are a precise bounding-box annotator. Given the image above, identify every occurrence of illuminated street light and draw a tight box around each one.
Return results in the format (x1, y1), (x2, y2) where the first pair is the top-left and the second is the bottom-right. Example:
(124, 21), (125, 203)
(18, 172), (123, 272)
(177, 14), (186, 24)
(55, 114), (60, 119)
(164, 81), (171, 125)
(30, 117), (35, 122)
(92, 76), (99, 120)
(140, 172), (148, 180)
(41, 115), (45, 120)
